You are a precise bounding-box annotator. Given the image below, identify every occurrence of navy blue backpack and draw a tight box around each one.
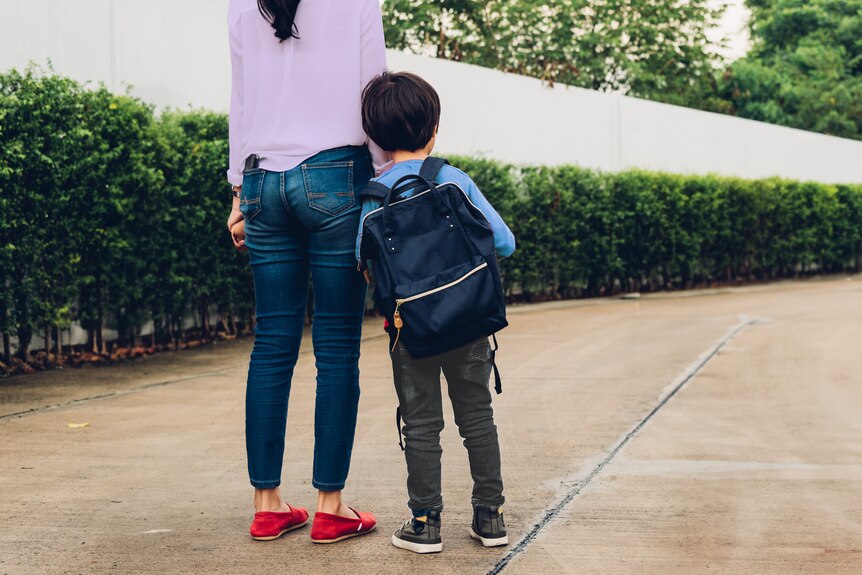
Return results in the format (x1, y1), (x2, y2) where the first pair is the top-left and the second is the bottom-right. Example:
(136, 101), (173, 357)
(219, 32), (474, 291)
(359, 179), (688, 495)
(359, 157), (507, 392)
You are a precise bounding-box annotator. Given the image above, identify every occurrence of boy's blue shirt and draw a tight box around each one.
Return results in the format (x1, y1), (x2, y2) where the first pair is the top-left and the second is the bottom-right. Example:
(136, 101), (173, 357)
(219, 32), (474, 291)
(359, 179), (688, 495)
(355, 159), (516, 263)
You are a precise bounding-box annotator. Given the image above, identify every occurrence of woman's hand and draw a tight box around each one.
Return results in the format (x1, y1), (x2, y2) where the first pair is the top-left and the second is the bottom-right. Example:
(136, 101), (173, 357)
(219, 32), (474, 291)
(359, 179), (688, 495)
(231, 219), (247, 252)
(228, 191), (246, 251)
(227, 193), (243, 231)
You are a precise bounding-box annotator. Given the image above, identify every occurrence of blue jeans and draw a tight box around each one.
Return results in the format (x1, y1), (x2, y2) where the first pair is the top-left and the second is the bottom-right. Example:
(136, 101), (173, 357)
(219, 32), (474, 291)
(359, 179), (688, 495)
(240, 146), (372, 490)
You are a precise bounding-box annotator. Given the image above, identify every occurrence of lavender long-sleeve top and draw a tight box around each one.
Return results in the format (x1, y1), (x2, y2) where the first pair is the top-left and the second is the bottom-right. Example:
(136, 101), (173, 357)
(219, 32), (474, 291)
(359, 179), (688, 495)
(227, 0), (388, 186)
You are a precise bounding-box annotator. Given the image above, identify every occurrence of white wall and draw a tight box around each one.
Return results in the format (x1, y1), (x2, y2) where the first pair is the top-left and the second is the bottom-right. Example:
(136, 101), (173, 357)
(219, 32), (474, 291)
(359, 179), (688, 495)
(0, 0), (231, 112)
(2, 0), (862, 184)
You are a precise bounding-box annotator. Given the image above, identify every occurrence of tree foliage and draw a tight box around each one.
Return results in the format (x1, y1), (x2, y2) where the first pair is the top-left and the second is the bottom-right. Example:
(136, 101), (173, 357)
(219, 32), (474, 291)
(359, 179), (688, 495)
(382, 0), (728, 108)
(722, 0), (862, 139)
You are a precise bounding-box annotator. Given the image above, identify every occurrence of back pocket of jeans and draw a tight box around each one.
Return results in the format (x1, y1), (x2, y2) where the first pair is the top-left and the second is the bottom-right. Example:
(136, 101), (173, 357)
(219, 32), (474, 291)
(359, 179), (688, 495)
(240, 169), (265, 221)
(302, 161), (355, 216)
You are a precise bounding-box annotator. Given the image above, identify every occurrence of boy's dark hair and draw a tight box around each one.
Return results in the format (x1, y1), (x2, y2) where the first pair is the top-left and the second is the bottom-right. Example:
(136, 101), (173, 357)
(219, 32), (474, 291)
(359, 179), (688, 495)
(361, 72), (441, 152)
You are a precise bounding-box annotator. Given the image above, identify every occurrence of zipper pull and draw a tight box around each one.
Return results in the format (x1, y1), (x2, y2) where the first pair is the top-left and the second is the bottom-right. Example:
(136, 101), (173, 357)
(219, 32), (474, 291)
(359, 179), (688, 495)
(393, 301), (404, 329)
(391, 301), (404, 353)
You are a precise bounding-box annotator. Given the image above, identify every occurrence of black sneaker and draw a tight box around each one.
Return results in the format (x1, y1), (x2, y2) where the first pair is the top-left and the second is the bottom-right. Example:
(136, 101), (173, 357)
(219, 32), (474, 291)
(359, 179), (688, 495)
(470, 505), (508, 547)
(391, 510), (443, 554)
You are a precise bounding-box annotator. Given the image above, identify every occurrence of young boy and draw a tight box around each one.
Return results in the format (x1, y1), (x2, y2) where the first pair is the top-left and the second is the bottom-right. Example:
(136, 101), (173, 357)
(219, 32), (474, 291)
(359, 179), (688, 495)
(357, 72), (516, 554)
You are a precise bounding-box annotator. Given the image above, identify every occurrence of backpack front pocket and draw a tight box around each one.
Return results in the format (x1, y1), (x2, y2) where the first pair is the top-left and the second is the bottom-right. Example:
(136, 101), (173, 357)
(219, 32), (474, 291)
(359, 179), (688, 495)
(393, 256), (501, 348)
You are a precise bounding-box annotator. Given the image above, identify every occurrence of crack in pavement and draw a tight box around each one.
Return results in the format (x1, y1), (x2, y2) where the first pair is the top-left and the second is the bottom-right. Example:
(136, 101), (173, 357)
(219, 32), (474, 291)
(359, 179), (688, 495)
(488, 316), (765, 575)
(0, 332), (390, 422)
(0, 367), (240, 421)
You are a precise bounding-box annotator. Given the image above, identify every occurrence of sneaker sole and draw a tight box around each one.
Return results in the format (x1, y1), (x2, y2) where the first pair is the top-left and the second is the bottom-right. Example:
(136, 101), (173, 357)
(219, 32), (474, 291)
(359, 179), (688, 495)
(251, 518), (309, 541)
(391, 533), (443, 554)
(310, 524), (376, 544)
(469, 526), (509, 547)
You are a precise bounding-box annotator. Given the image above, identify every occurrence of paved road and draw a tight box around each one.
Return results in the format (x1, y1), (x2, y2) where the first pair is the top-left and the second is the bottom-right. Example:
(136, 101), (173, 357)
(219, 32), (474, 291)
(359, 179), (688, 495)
(1, 277), (860, 575)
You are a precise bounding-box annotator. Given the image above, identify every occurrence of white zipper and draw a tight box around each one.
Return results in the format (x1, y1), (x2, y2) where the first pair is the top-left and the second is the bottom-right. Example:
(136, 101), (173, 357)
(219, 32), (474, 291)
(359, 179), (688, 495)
(395, 262), (488, 311)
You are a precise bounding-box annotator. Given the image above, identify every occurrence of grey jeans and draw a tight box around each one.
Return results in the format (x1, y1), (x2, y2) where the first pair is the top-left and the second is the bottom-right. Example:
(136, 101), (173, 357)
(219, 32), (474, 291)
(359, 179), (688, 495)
(391, 337), (505, 512)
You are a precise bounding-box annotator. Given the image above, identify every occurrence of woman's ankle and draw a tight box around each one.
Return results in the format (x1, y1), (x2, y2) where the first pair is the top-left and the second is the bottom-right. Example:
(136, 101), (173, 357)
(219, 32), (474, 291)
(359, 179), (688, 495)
(316, 490), (357, 518)
(255, 488), (286, 512)
(316, 489), (341, 514)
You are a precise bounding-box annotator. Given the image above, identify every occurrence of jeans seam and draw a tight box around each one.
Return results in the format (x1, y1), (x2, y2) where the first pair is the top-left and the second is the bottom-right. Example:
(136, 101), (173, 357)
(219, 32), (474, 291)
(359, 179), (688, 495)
(410, 504), (444, 512)
(312, 480), (346, 490)
(472, 498), (505, 507)
(409, 498), (444, 511)
(278, 171), (291, 213)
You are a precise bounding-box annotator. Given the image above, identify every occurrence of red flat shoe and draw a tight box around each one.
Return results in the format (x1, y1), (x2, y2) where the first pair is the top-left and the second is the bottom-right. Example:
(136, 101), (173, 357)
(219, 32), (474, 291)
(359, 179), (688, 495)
(250, 504), (309, 541)
(310, 508), (377, 544)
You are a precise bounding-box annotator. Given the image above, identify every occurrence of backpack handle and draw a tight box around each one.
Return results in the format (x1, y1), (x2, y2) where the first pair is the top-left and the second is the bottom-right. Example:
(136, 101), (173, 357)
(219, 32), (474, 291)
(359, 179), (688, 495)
(360, 157), (449, 203)
(390, 157), (449, 201)
(382, 174), (454, 254)
(389, 174), (432, 201)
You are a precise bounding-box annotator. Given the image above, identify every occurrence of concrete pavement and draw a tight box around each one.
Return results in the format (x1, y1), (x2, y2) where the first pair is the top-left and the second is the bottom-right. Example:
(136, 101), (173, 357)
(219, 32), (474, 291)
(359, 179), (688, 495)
(1, 277), (860, 574)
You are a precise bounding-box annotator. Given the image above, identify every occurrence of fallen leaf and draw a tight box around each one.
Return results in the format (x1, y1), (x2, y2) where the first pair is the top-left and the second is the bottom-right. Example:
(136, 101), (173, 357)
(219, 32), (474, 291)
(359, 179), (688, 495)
(67, 422), (90, 429)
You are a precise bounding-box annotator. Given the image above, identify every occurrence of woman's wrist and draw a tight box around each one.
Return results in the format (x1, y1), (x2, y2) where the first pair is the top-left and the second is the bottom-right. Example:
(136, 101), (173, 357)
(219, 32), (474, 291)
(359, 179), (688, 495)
(231, 184), (242, 198)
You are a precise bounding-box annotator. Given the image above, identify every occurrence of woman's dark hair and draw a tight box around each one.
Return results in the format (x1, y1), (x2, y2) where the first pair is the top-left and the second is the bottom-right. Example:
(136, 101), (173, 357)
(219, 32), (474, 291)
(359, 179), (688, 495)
(361, 72), (441, 152)
(258, 0), (301, 42)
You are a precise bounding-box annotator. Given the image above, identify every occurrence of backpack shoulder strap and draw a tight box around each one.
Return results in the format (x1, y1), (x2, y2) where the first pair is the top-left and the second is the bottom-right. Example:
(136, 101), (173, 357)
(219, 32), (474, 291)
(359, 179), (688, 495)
(491, 334), (502, 394)
(419, 156), (449, 182)
(359, 180), (391, 202)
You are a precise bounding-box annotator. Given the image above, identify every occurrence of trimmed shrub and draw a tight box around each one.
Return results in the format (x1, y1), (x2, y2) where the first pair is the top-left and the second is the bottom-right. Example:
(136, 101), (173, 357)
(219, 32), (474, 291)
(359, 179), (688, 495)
(1, 68), (861, 367)
(452, 156), (862, 300)
(0, 68), (252, 364)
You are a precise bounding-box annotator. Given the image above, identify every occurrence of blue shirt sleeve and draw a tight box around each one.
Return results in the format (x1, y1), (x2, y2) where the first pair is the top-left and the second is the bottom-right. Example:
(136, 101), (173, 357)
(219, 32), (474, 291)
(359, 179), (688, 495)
(454, 172), (516, 258)
(356, 198), (381, 264)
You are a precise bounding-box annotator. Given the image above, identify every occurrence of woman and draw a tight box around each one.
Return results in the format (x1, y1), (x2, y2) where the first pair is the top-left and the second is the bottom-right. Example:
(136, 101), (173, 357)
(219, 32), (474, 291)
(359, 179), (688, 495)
(225, 0), (388, 543)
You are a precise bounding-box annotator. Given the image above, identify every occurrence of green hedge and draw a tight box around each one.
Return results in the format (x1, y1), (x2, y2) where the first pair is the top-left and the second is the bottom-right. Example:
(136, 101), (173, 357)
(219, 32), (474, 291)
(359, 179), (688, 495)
(451, 157), (862, 299)
(1, 68), (861, 363)
(0, 68), (253, 362)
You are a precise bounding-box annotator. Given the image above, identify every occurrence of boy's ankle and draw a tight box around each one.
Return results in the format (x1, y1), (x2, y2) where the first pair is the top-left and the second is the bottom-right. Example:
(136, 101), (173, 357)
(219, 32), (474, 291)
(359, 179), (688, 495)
(412, 508), (435, 520)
